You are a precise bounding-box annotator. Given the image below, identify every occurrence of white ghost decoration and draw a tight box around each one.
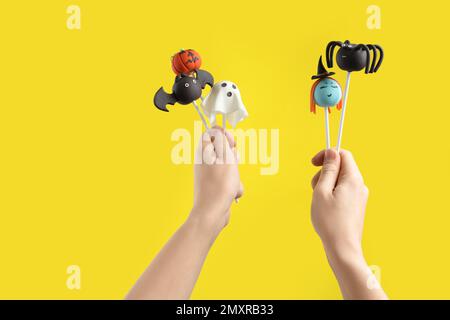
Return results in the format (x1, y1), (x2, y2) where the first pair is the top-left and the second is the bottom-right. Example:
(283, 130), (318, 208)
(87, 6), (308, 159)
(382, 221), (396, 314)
(202, 81), (248, 127)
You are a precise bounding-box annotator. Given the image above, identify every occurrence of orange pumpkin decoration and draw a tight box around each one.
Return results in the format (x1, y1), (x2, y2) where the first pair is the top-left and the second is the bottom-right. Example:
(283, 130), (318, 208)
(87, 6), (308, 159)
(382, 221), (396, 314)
(171, 49), (202, 75)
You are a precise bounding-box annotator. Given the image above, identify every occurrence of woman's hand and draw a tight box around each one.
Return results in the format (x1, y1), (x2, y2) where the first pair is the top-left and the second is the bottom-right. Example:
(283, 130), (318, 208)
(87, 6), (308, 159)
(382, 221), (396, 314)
(310, 148), (387, 300)
(126, 127), (244, 300)
(311, 148), (368, 259)
(191, 126), (244, 236)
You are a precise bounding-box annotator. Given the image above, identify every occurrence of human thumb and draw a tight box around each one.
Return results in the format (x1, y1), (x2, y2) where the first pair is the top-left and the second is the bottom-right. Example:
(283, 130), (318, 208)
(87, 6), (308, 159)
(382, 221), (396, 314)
(315, 149), (341, 193)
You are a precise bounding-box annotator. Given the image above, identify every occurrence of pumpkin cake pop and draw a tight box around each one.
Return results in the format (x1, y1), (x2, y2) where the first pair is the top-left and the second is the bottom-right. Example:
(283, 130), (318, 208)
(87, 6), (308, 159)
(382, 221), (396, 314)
(171, 49), (202, 77)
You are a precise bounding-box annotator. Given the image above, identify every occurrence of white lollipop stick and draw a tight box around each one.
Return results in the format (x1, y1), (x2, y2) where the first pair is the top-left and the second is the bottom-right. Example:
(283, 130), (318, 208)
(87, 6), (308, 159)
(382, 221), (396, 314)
(222, 115), (226, 129)
(192, 101), (209, 129)
(198, 98), (207, 115)
(324, 107), (330, 149)
(336, 72), (351, 151)
(199, 96), (208, 114)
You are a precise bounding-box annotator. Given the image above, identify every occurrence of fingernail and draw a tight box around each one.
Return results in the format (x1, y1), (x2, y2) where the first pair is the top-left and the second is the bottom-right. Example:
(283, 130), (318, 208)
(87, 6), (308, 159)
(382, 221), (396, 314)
(325, 149), (337, 161)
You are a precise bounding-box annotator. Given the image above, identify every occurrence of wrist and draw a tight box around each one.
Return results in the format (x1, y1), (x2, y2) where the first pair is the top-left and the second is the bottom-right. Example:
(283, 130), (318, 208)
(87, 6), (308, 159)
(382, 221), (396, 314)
(192, 196), (232, 217)
(322, 238), (366, 271)
(186, 207), (226, 240)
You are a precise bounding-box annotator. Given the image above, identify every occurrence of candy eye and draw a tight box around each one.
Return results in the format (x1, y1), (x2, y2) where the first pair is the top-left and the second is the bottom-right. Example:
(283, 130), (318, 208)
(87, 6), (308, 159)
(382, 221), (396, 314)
(185, 83), (189, 88)
(221, 83), (227, 87)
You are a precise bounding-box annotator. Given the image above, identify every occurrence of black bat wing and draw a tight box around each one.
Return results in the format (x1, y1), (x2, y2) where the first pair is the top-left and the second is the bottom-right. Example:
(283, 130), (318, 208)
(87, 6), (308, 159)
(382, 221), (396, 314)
(196, 69), (214, 89)
(154, 87), (177, 112)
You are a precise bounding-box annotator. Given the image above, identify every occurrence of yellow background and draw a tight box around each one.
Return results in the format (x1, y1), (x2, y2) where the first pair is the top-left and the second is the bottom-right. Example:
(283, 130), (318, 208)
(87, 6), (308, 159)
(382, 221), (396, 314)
(0, 0), (448, 299)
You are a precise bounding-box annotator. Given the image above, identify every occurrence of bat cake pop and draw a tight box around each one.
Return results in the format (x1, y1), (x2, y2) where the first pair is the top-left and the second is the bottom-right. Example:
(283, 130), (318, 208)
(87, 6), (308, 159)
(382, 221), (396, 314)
(202, 81), (248, 128)
(153, 71), (213, 111)
(325, 40), (384, 150)
(310, 57), (342, 149)
(153, 49), (214, 128)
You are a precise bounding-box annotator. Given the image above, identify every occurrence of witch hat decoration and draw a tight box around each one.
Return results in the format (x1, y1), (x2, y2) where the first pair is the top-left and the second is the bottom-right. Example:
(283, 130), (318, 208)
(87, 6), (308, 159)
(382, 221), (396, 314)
(311, 56), (335, 80)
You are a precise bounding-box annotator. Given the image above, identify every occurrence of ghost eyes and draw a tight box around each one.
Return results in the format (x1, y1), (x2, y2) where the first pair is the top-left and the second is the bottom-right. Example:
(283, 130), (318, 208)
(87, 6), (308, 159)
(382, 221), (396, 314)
(331, 85), (338, 88)
(222, 83), (237, 90)
(221, 82), (236, 96)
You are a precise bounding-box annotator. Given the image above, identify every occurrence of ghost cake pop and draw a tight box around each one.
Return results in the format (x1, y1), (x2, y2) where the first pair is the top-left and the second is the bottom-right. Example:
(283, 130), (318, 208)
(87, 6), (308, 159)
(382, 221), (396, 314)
(202, 81), (248, 128)
(325, 40), (384, 150)
(310, 57), (343, 149)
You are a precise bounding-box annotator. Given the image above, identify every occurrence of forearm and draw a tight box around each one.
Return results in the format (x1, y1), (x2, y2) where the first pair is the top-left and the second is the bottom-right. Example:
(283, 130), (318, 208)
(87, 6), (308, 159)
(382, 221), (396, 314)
(126, 212), (219, 300)
(324, 243), (388, 300)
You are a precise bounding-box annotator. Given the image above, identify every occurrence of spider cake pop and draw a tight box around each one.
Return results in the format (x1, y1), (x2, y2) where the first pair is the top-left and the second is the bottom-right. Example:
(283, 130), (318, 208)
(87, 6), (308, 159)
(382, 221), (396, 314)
(325, 40), (384, 150)
(326, 40), (383, 74)
(310, 57), (342, 149)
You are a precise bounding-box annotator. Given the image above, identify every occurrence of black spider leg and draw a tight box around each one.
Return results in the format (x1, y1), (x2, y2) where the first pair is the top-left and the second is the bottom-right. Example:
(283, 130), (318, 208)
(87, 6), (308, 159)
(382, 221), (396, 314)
(373, 44), (384, 72)
(366, 44), (377, 73)
(325, 41), (342, 68)
(355, 44), (371, 74)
